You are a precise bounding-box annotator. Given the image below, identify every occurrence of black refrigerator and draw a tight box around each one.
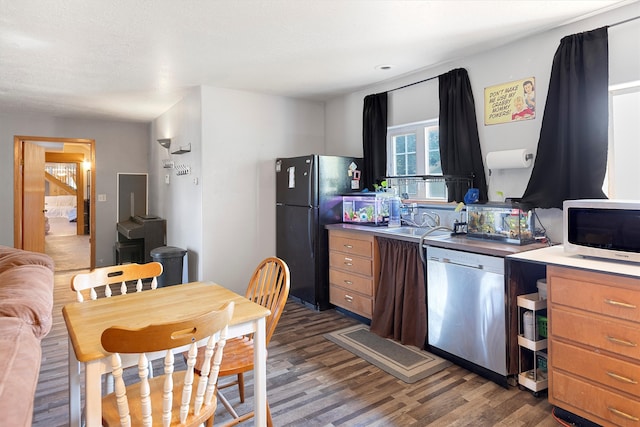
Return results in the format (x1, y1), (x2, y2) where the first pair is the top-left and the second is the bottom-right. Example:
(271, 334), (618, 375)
(276, 155), (364, 310)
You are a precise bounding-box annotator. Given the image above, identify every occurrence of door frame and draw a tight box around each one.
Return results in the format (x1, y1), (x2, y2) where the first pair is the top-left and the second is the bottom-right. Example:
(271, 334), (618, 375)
(14, 135), (96, 269)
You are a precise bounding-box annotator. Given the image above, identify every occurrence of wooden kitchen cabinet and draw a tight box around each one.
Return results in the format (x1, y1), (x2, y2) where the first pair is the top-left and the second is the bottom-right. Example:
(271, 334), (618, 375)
(328, 229), (379, 319)
(548, 265), (640, 427)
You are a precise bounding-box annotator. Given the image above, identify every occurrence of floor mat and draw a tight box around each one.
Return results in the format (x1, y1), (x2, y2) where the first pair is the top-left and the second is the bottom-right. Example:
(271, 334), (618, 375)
(324, 324), (451, 384)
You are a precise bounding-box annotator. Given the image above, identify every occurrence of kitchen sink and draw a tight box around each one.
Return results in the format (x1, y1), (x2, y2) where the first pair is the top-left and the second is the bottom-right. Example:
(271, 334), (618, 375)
(377, 226), (452, 238)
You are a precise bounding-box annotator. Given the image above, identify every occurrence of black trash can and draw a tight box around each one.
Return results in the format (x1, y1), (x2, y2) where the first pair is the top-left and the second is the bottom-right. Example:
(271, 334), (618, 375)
(150, 246), (187, 287)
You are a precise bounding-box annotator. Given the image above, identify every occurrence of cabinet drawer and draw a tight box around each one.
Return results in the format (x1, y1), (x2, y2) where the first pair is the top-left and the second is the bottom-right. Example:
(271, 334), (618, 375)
(329, 252), (372, 276)
(330, 268), (373, 296)
(551, 308), (640, 362)
(550, 270), (640, 323)
(329, 233), (373, 258)
(550, 370), (640, 427)
(552, 340), (640, 397)
(330, 286), (372, 318)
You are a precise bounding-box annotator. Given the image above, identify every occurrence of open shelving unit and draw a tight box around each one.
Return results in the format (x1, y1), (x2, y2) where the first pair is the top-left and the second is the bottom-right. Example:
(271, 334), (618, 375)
(517, 292), (548, 396)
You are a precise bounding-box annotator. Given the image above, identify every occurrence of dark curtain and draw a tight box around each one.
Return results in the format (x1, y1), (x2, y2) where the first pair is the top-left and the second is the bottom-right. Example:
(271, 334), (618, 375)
(362, 92), (388, 190)
(521, 27), (609, 209)
(370, 238), (426, 349)
(438, 68), (488, 203)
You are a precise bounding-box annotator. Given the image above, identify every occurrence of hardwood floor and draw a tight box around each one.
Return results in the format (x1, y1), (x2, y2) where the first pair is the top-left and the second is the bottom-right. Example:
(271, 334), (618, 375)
(32, 261), (560, 426)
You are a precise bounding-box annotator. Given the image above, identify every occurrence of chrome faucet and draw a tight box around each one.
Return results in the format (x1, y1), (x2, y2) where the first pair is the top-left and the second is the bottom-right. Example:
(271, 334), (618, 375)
(422, 211), (440, 227)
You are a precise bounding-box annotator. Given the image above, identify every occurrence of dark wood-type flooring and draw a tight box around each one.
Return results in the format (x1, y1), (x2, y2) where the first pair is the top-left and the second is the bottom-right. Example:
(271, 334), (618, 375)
(32, 235), (561, 426)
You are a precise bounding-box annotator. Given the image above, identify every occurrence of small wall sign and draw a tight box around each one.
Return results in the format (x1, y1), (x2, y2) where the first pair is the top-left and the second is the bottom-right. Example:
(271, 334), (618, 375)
(484, 77), (536, 125)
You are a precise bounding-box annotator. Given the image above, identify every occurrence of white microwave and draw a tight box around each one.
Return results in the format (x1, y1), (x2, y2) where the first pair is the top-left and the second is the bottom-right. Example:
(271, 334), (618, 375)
(564, 199), (640, 264)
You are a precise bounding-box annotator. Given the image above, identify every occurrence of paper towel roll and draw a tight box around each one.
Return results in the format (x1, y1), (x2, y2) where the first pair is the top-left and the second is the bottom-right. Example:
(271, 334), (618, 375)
(486, 149), (533, 170)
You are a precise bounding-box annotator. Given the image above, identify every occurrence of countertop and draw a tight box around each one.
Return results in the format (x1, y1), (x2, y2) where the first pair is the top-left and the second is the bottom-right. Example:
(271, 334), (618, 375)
(508, 244), (640, 279)
(326, 223), (548, 258)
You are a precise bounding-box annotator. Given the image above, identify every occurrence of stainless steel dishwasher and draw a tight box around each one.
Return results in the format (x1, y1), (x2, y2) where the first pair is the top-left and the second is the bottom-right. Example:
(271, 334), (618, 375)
(426, 246), (507, 380)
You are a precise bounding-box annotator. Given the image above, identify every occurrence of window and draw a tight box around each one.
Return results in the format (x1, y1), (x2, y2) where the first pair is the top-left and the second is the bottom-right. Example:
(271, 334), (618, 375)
(387, 119), (445, 200)
(394, 133), (417, 175)
(606, 84), (640, 199)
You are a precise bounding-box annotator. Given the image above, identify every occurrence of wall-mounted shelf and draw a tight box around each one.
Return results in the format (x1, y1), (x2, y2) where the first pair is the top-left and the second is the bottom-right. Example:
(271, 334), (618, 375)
(171, 143), (191, 155)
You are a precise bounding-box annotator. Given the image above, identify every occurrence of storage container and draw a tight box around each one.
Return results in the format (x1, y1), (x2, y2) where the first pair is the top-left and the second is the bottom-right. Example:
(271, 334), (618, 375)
(523, 310), (535, 340)
(536, 315), (548, 339)
(342, 192), (393, 226)
(537, 279), (547, 300)
(466, 202), (535, 245)
(536, 352), (548, 373)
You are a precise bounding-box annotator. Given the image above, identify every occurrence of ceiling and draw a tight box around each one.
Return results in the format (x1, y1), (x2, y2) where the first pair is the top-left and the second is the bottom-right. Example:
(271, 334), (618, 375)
(0, 0), (633, 122)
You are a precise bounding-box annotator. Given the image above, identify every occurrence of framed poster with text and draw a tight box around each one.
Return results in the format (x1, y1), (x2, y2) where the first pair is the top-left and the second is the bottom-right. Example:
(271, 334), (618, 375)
(484, 77), (535, 125)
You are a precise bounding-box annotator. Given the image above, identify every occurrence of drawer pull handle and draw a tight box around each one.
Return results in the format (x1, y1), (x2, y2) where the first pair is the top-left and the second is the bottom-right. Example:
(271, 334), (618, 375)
(344, 244), (353, 249)
(607, 335), (637, 347)
(344, 280), (353, 285)
(608, 407), (640, 422)
(343, 257), (353, 266)
(344, 294), (353, 302)
(606, 371), (638, 384)
(604, 298), (637, 309)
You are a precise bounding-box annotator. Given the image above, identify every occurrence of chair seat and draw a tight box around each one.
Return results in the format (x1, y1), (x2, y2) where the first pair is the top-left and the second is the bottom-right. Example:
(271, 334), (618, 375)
(102, 373), (217, 427)
(195, 336), (257, 376)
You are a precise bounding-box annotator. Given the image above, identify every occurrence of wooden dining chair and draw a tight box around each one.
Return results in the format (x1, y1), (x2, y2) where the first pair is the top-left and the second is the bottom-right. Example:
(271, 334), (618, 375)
(71, 261), (164, 397)
(100, 301), (234, 427)
(71, 261), (163, 302)
(192, 257), (290, 427)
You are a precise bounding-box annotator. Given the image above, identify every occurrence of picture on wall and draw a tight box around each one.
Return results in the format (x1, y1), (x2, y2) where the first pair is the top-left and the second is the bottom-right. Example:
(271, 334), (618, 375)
(484, 77), (536, 125)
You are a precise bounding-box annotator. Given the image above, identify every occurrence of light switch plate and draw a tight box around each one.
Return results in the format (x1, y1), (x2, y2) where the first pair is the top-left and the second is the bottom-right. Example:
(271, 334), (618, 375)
(97, 194), (106, 202)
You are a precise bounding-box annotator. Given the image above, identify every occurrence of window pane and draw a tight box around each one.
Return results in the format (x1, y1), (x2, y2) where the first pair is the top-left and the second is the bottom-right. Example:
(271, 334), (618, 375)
(395, 136), (403, 154)
(407, 134), (416, 152)
(395, 135), (407, 154)
(407, 153), (417, 175)
(429, 151), (442, 174)
(396, 155), (406, 175)
(427, 129), (439, 150)
(427, 181), (446, 198)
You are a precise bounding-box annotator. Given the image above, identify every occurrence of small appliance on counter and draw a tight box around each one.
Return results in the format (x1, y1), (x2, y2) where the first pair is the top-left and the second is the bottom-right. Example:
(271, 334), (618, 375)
(563, 199), (640, 263)
(466, 202), (535, 245)
(342, 192), (395, 226)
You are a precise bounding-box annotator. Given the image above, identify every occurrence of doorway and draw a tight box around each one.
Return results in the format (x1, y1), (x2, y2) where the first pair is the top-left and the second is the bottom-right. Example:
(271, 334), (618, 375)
(13, 135), (96, 271)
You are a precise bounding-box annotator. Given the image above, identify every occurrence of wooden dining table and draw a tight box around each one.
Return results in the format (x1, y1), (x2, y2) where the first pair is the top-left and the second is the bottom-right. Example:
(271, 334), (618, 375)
(63, 281), (271, 427)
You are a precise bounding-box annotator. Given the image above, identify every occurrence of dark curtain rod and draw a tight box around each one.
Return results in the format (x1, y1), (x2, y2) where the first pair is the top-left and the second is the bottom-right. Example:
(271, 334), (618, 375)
(387, 75), (438, 93)
(385, 15), (639, 94)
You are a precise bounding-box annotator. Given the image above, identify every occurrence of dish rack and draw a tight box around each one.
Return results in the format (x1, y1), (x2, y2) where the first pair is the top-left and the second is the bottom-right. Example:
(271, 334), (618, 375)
(385, 175), (474, 199)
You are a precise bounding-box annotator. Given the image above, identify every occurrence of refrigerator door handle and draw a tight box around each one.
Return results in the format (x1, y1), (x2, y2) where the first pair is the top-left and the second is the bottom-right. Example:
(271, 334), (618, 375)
(308, 210), (314, 258)
(307, 157), (314, 207)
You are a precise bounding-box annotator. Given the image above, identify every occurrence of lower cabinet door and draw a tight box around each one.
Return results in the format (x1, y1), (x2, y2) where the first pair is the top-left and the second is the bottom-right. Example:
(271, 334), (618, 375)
(329, 285), (372, 318)
(329, 268), (372, 296)
(551, 370), (640, 427)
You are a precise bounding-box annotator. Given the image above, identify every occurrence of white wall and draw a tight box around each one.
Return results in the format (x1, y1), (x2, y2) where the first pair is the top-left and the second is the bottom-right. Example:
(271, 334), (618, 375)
(150, 86), (325, 295)
(0, 112), (149, 264)
(150, 88), (204, 282)
(324, 3), (640, 243)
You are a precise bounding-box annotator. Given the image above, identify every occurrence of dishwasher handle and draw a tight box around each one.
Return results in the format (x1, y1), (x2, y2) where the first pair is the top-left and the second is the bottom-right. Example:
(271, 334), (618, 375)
(429, 256), (483, 270)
